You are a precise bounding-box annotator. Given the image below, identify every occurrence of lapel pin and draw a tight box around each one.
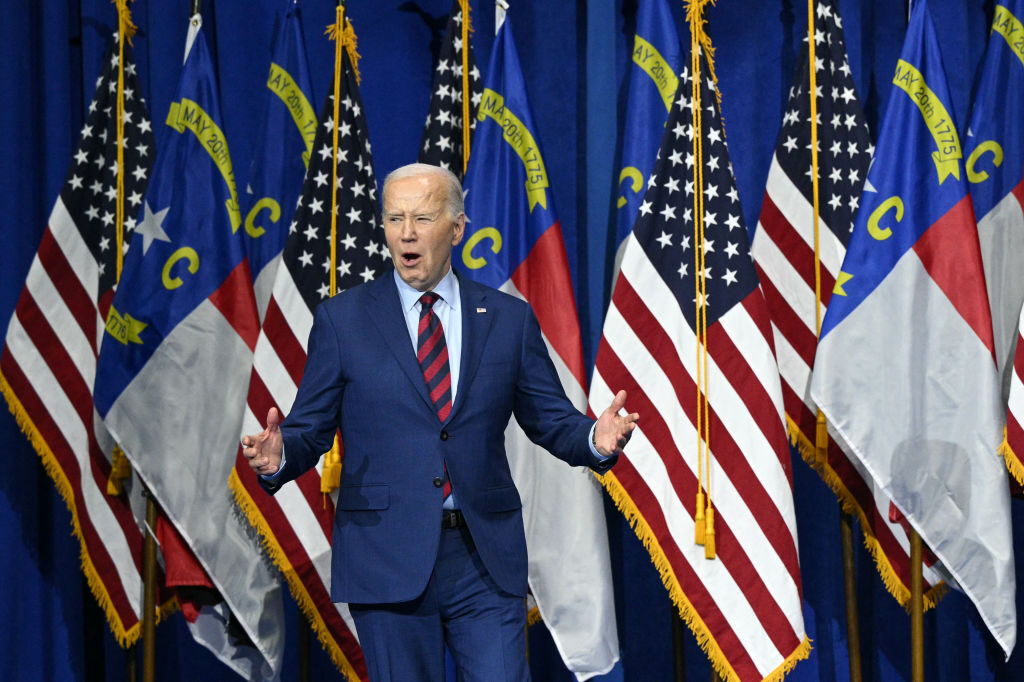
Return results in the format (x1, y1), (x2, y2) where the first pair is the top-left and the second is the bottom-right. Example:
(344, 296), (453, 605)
(477, 307), (487, 313)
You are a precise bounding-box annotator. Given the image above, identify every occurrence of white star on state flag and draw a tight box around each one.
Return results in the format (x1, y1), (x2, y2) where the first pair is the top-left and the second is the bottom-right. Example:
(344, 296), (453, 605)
(135, 201), (172, 256)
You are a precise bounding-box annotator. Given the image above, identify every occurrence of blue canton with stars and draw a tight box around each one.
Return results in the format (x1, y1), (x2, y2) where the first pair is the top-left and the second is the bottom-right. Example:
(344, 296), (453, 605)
(632, 51), (756, 329)
(418, 0), (482, 180)
(283, 46), (390, 312)
(774, 0), (873, 242)
(61, 36), (155, 297)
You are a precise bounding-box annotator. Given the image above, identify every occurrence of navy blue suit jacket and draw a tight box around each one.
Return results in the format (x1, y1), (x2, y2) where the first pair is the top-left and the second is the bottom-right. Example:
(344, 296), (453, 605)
(260, 271), (615, 604)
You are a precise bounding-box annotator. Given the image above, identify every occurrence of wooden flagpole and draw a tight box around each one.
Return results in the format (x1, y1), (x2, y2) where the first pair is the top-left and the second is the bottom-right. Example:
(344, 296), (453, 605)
(910, 528), (924, 682)
(671, 612), (686, 681)
(142, 490), (158, 682)
(841, 512), (863, 681)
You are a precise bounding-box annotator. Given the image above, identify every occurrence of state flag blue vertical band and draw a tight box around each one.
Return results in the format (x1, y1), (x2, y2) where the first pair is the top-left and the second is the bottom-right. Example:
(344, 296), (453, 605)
(93, 15), (284, 678)
(812, 0), (1016, 656)
(614, 0), (682, 250)
(244, 2), (316, 316)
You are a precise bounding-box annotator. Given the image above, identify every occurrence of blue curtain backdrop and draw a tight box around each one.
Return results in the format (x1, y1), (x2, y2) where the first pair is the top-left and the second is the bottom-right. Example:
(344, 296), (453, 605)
(3, 0), (1024, 679)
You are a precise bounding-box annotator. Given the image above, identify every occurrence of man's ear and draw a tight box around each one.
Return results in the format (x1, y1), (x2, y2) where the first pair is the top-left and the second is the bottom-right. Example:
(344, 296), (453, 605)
(451, 213), (466, 246)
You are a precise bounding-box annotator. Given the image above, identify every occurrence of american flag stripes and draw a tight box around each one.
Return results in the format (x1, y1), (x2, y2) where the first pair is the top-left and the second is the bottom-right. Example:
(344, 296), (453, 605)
(229, 31), (385, 681)
(0, 35), (164, 645)
(749, 0), (946, 606)
(418, 0), (481, 178)
(590, 50), (808, 681)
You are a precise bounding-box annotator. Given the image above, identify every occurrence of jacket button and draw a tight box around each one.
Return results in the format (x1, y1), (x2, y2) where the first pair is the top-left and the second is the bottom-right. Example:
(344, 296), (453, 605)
(440, 430), (449, 441)
(433, 477), (444, 488)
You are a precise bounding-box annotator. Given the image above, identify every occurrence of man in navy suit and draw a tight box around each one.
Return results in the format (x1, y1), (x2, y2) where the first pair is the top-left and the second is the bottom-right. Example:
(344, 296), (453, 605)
(242, 163), (638, 681)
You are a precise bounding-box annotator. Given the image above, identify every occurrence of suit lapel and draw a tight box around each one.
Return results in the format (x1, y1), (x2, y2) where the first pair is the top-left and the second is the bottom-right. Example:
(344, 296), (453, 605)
(365, 276), (435, 413)
(448, 272), (496, 424)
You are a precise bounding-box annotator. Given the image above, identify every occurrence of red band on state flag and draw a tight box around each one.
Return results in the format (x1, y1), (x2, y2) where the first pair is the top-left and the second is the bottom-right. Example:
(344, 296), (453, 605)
(209, 259), (260, 352)
(912, 195), (996, 357)
(511, 221), (587, 389)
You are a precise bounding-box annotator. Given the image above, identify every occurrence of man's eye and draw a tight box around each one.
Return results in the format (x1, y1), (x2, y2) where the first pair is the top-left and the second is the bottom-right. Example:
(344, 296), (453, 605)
(417, 216), (433, 223)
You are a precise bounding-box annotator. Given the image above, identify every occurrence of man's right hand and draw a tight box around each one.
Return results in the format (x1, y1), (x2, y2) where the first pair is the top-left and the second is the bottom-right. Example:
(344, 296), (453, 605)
(241, 407), (284, 477)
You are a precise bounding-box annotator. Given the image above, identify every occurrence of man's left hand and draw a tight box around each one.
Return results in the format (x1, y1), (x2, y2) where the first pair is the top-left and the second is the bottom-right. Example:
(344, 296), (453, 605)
(594, 389), (639, 457)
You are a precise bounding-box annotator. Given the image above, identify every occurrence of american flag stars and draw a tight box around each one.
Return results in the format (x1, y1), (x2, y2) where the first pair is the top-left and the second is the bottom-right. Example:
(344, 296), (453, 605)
(632, 60), (751, 315)
(284, 50), (389, 312)
(61, 36), (154, 289)
(418, 0), (482, 178)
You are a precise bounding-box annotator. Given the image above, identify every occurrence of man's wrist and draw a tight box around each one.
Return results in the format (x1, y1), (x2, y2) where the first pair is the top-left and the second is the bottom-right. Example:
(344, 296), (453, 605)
(589, 422), (610, 461)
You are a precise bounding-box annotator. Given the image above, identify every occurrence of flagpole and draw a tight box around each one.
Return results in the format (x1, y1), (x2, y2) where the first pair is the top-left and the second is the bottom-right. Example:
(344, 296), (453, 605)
(671, 612), (686, 681)
(841, 512), (863, 681)
(459, 0), (471, 175)
(298, 614), (312, 682)
(910, 528), (924, 682)
(142, 489), (158, 682)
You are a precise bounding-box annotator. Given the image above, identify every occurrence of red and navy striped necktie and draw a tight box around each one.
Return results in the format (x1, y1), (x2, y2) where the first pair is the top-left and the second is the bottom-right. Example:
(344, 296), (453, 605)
(418, 292), (453, 498)
(417, 292), (453, 421)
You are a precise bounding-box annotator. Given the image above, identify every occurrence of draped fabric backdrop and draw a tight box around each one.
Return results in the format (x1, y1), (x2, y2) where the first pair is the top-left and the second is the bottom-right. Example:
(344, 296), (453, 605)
(3, 0), (1024, 679)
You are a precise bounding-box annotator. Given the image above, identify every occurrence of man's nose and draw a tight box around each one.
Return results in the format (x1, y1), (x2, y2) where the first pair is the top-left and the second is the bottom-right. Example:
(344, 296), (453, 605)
(399, 219), (417, 240)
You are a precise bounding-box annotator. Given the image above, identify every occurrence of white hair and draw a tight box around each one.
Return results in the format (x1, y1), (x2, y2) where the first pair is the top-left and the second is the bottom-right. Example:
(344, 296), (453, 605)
(382, 163), (464, 218)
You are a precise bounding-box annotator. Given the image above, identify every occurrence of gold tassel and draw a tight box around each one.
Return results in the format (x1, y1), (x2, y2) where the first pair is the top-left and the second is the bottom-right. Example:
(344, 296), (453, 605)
(815, 409), (828, 464)
(325, 12), (361, 84)
(106, 446), (131, 496)
(112, 0), (138, 41)
(320, 435), (342, 499)
(703, 505), (716, 560)
(694, 491), (706, 545)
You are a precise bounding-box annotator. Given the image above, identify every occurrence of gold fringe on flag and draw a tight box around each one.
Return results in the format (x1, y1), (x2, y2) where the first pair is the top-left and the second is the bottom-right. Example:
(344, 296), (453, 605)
(1, 371), (178, 646)
(229, 469), (362, 680)
(787, 416), (948, 610)
(597, 469), (812, 681)
(998, 428), (1024, 486)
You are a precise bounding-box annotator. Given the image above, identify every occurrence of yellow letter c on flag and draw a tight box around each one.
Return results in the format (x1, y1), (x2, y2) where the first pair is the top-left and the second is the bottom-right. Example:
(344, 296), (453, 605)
(868, 196), (903, 241)
(462, 228), (503, 270)
(162, 247), (200, 290)
(966, 141), (1003, 184)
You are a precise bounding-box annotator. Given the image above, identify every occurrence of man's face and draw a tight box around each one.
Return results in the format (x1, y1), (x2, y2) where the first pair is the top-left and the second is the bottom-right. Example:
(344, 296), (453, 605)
(383, 174), (465, 292)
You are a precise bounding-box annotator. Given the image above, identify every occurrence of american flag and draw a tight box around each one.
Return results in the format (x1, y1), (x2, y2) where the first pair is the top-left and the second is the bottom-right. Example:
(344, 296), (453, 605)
(0, 35), (167, 645)
(589, 49), (808, 681)
(749, 0), (946, 606)
(418, 0), (481, 178)
(229, 32), (384, 681)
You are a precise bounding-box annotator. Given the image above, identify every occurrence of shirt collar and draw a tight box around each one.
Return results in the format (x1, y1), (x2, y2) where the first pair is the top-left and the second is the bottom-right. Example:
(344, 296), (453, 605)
(393, 266), (460, 314)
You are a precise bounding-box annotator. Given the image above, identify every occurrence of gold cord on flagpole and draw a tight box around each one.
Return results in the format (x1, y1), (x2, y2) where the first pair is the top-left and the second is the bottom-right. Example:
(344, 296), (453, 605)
(321, 5), (361, 498)
(108, 0), (138, 498)
(685, 0), (716, 559)
(113, 0), (137, 281)
(459, 0), (472, 175)
(690, 33), (706, 548)
(327, 5), (344, 299)
(807, 0), (830, 465)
